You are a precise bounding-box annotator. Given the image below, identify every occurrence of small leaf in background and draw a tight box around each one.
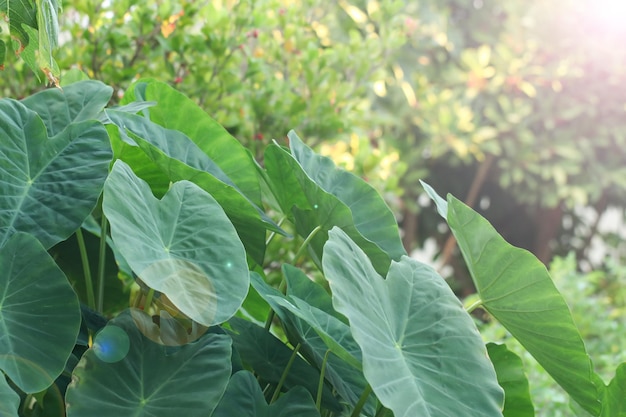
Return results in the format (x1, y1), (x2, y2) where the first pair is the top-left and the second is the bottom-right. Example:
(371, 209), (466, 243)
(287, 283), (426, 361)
(103, 160), (250, 326)
(433, 187), (602, 415)
(487, 343), (535, 417)
(0, 233), (81, 393)
(0, 99), (111, 249)
(65, 311), (232, 417)
(601, 363), (626, 417)
(212, 370), (321, 417)
(323, 227), (504, 417)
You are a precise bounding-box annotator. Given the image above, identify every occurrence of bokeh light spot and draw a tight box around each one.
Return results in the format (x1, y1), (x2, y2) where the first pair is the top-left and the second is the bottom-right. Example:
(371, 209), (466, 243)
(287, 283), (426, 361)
(93, 325), (130, 363)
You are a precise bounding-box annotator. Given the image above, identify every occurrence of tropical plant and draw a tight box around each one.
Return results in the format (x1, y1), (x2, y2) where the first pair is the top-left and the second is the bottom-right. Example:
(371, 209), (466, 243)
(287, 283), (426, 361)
(0, 78), (624, 417)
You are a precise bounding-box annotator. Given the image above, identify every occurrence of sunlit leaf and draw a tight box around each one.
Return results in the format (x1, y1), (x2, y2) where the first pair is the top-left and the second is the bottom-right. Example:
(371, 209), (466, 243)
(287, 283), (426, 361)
(487, 343), (535, 417)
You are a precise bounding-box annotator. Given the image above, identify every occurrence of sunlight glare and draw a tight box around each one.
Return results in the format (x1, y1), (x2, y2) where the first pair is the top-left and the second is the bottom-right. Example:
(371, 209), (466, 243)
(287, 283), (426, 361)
(590, 0), (626, 31)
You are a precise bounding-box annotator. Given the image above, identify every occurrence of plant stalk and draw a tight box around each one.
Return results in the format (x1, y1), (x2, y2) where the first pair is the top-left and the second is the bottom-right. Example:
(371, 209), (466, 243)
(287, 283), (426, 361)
(76, 228), (96, 310)
(350, 384), (373, 417)
(96, 215), (108, 313)
(316, 350), (332, 410)
(292, 225), (323, 264)
(271, 342), (301, 403)
(465, 298), (483, 314)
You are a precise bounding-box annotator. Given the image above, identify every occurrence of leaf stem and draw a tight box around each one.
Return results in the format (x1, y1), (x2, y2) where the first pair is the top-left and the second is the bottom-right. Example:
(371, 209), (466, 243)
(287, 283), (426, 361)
(96, 215), (108, 313)
(143, 288), (155, 312)
(292, 225), (323, 264)
(270, 342), (301, 403)
(265, 216), (286, 246)
(316, 350), (332, 410)
(465, 298), (483, 314)
(76, 228), (96, 310)
(350, 384), (373, 417)
(375, 405), (391, 417)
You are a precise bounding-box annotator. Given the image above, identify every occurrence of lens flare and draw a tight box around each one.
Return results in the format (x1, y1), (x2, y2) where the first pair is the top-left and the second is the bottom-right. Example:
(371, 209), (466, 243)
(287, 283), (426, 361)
(93, 325), (130, 363)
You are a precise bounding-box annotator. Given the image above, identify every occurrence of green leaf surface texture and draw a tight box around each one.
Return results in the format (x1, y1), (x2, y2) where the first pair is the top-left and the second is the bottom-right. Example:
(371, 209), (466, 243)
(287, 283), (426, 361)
(0, 233), (80, 393)
(0, 98), (111, 248)
(103, 160), (249, 326)
(65, 311), (232, 417)
(212, 370), (321, 417)
(105, 109), (279, 264)
(487, 343), (535, 417)
(601, 363), (626, 417)
(445, 194), (601, 414)
(264, 131), (405, 275)
(0, 373), (20, 416)
(323, 227), (504, 417)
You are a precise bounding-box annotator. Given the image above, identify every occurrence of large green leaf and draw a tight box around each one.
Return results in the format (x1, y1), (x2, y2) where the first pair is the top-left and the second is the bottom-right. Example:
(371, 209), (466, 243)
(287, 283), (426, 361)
(212, 370), (320, 417)
(422, 183), (601, 415)
(264, 131), (405, 275)
(250, 272), (372, 414)
(322, 227), (504, 417)
(103, 160), (249, 326)
(65, 311), (232, 417)
(21, 80), (113, 136)
(227, 317), (342, 412)
(0, 233), (80, 393)
(601, 363), (626, 417)
(487, 343), (535, 417)
(105, 109), (282, 264)
(0, 373), (20, 416)
(123, 79), (263, 207)
(0, 99), (111, 249)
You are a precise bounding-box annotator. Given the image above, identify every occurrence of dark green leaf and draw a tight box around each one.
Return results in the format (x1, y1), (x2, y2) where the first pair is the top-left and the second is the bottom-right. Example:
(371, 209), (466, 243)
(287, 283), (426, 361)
(0, 373), (20, 416)
(323, 227), (504, 417)
(0, 233), (81, 393)
(65, 310), (232, 417)
(0, 99), (111, 249)
(212, 370), (320, 417)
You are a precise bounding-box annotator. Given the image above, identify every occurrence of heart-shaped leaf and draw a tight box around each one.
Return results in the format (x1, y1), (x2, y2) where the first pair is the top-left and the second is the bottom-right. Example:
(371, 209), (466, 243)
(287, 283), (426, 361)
(21, 80), (113, 136)
(323, 227), (504, 417)
(487, 343), (535, 417)
(264, 131), (405, 275)
(0, 373), (20, 416)
(0, 99), (111, 249)
(103, 160), (249, 326)
(212, 370), (320, 417)
(422, 182), (601, 415)
(0, 232), (80, 393)
(105, 109), (283, 264)
(65, 310), (232, 417)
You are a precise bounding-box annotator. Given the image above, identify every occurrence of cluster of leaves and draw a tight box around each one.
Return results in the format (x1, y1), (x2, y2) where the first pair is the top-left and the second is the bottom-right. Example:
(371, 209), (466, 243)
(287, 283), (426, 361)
(1, 78), (625, 417)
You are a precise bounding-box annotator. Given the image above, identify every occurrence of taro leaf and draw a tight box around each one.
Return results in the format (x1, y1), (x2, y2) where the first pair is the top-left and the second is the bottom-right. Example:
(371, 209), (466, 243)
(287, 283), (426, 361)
(21, 80), (113, 136)
(0, 99), (111, 249)
(264, 131), (405, 275)
(323, 227), (504, 417)
(105, 109), (282, 264)
(0, 0), (37, 54)
(103, 160), (249, 326)
(601, 363), (626, 417)
(65, 311), (232, 417)
(0, 373), (20, 417)
(422, 183), (601, 415)
(0, 233), (81, 393)
(487, 343), (534, 417)
(122, 79), (263, 208)
(250, 272), (373, 415)
(283, 264), (336, 317)
(212, 370), (320, 417)
(227, 317), (342, 412)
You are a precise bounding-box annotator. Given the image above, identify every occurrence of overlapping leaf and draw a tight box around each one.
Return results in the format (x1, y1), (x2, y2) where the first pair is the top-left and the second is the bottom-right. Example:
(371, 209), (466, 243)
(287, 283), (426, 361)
(21, 80), (113, 136)
(264, 131), (405, 275)
(0, 99), (111, 249)
(212, 371), (320, 417)
(487, 343), (535, 417)
(65, 311), (232, 417)
(422, 182), (601, 415)
(105, 109), (281, 264)
(601, 363), (626, 417)
(323, 227), (504, 417)
(0, 233), (80, 393)
(103, 160), (249, 326)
